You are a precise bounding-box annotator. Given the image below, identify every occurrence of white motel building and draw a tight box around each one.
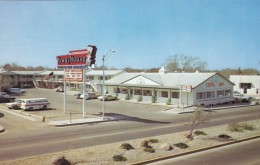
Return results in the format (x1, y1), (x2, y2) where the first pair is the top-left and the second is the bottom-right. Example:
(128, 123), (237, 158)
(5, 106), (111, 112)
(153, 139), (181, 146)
(102, 69), (235, 107)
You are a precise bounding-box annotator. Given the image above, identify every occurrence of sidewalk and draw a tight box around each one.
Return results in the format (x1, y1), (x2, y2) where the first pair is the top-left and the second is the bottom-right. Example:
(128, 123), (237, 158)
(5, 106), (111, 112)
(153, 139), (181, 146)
(48, 116), (117, 127)
(162, 103), (256, 114)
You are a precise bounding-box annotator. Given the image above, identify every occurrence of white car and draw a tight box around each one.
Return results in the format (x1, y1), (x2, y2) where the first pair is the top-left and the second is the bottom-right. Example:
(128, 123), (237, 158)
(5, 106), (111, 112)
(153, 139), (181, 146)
(233, 94), (252, 102)
(55, 86), (64, 92)
(6, 100), (22, 109)
(79, 92), (98, 100)
(98, 94), (117, 101)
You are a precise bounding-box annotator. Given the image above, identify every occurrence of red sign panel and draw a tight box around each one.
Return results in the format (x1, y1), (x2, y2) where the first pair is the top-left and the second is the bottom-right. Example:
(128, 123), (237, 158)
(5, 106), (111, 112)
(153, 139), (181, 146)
(56, 49), (90, 67)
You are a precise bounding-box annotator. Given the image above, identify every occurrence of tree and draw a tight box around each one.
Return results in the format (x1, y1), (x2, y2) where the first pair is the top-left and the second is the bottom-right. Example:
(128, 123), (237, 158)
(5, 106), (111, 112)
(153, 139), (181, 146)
(165, 54), (208, 72)
(187, 107), (210, 140)
(0, 74), (12, 91)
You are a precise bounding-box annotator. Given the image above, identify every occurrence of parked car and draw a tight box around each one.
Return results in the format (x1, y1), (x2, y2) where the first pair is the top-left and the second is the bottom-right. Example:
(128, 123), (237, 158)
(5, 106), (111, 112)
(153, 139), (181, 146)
(98, 94), (117, 101)
(8, 88), (26, 95)
(6, 99), (22, 109)
(233, 94), (252, 102)
(74, 91), (83, 99)
(55, 86), (64, 92)
(22, 84), (33, 88)
(79, 92), (98, 100)
(0, 92), (16, 103)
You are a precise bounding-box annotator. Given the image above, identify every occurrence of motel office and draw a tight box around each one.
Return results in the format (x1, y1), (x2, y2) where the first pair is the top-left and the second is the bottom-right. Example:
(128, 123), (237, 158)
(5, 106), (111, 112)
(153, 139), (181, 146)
(103, 71), (235, 107)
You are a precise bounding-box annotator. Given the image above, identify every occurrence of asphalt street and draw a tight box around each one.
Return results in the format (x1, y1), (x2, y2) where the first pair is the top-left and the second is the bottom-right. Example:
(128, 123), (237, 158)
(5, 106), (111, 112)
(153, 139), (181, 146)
(0, 88), (260, 162)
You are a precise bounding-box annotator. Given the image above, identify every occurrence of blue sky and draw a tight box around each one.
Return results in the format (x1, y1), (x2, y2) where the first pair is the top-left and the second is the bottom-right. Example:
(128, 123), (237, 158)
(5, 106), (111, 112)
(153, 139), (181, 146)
(0, 0), (260, 70)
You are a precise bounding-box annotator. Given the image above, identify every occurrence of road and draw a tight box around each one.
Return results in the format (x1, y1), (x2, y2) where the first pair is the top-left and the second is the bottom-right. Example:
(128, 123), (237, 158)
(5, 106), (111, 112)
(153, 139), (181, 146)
(151, 138), (260, 165)
(0, 104), (260, 162)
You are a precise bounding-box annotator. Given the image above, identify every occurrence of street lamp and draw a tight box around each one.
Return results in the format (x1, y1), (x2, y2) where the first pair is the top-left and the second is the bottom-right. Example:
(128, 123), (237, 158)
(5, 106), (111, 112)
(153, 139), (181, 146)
(102, 49), (115, 120)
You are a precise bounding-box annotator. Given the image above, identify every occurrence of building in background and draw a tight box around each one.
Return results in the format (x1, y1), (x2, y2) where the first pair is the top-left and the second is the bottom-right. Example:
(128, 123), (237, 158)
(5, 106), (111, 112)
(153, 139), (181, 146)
(230, 75), (260, 99)
(0, 69), (125, 93)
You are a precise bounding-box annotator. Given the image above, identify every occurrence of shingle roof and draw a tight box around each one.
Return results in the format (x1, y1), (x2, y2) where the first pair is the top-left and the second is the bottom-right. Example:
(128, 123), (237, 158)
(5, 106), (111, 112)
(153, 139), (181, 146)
(105, 72), (217, 88)
(11, 71), (44, 75)
(37, 70), (125, 76)
(86, 70), (125, 76)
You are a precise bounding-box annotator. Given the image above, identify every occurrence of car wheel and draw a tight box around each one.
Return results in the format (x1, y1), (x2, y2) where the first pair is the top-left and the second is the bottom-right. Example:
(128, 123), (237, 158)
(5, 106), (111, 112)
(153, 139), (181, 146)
(43, 105), (47, 110)
(13, 105), (19, 110)
(28, 107), (33, 111)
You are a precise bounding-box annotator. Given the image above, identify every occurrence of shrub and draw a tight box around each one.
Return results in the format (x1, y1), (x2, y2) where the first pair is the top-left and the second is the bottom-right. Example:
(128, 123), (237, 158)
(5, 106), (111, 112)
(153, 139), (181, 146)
(228, 122), (243, 132)
(137, 96), (142, 102)
(121, 143), (134, 150)
(194, 130), (207, 136)
(240, 123), (255, 131)
(125, 94), (130, 100)
(113, 154), (127, 162)
(148, 139), (159, 143)
(143, 147), (155, 153)
(166, 98), (171, 105)
(174, 143), (189, 149)
(151, 96), (156, 103)
(218, 134), (231, 139)
(52, 156), (71, 165)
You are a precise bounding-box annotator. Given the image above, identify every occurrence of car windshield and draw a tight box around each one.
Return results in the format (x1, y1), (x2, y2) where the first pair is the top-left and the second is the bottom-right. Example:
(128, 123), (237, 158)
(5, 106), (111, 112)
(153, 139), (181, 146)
(16, 99), (22, 103)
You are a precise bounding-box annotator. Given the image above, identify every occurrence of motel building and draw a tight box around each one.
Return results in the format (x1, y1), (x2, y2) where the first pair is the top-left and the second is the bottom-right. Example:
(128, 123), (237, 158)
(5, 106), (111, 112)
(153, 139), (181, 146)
(34, 70), (125, 92)
(230, 75), (260, 99)
(103, 68), (235, 107)
(0, 69), (125, 92)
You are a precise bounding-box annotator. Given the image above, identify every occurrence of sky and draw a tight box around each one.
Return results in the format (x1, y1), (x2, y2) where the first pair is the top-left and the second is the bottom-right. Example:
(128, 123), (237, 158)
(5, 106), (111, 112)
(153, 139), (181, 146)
(0, 0), (260, 70)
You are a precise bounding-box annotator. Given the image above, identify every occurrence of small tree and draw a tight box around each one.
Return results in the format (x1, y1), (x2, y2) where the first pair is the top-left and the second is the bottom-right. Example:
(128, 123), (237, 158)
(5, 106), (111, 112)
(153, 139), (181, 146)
(187, 107), (210, 140)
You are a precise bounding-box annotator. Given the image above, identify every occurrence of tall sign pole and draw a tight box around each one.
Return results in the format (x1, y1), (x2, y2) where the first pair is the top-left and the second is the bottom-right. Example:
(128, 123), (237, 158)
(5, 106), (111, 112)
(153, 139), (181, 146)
(64, 69), (67, 114)
(56, 45), (97, 118)
(83, 67), (86, 118)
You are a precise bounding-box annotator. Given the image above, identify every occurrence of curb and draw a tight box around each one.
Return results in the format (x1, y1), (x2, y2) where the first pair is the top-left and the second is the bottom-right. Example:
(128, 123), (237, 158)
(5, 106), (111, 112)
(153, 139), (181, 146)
(131, 135), (260, 165)
(48, 117), (118, 127)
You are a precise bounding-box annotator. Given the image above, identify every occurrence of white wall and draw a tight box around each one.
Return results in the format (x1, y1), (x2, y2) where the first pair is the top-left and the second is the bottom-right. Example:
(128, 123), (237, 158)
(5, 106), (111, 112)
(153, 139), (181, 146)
(230, 75), (260, 98)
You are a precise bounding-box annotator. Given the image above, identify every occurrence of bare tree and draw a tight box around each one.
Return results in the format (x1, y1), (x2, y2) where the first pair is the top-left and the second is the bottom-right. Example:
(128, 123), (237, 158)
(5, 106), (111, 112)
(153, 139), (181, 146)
(165, 54), (208, 72)
(187, 107), (210, 140)
(0, 74), (12, 91)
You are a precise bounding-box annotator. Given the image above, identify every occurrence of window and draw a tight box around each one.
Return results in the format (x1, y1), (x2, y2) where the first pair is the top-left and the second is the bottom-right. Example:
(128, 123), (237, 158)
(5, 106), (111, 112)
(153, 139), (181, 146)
(134, 89), (141, 95)
(197, 92), (205, 100)
(114, 88), (120, 93)
(171, 92), (179, 98)
(119, 88), (128, 94)
(239, 83), (251, 89)
(143, 90), (151, 96)
(206, 91), (214, 99)
(217, 90), (224, 97)
(87, 76), (94, 80)
(225, 90), (231, 96)
(161, 91), (168, 98)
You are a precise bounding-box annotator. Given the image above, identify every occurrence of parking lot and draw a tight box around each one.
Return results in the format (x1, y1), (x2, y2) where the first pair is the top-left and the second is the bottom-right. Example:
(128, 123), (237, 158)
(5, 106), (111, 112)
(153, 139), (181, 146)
(0, 88), (170, 123)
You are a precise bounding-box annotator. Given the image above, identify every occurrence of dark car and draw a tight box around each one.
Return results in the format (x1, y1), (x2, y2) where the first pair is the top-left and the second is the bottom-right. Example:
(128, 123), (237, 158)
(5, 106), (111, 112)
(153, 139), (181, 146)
(0, 92), (15, 103)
